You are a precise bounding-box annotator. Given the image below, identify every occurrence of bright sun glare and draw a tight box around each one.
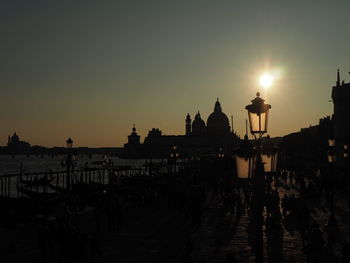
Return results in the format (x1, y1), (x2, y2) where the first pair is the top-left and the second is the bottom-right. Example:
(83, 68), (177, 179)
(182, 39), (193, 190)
(259, 73), (273, 89)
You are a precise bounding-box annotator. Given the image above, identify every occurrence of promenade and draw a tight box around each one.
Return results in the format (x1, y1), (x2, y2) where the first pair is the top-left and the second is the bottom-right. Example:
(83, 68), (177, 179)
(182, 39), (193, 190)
(190, 187), (306, 263)
(1, 174), (350, 263)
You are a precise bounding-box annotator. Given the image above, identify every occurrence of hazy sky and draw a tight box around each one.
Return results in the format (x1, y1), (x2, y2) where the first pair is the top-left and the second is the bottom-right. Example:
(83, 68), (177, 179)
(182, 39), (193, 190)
(1, 0), (349, 147)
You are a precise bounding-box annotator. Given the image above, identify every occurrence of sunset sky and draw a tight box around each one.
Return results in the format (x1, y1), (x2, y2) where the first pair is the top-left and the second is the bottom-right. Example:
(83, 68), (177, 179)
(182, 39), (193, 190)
(1, 0), (349, 147)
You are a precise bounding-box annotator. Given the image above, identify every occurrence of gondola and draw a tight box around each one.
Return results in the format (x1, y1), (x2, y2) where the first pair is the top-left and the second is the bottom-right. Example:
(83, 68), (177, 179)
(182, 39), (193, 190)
(48, 183), (69, 193)
(17, 186), (58, 200)
(19, 175), (55, 186)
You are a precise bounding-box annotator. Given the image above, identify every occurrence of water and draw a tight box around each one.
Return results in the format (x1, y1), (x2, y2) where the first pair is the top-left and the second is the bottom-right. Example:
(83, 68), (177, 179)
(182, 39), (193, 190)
(0, 155), (149, 175)
(0, 155), (155, 198)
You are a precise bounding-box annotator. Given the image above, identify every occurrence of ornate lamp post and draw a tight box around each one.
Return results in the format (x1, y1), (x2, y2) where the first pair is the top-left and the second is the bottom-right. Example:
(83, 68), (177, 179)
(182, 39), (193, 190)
(244, 92), (271, 263)
(61, 137), (76, 191)
(261, 135), (279, 186)
(235, 135), (255, 180)
(169, 145), (179, 174)
(245, 92), (271, 139)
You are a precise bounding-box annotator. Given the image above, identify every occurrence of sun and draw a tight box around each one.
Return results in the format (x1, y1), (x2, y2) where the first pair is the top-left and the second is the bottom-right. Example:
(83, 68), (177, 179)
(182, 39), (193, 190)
(259, 73), (274, 89)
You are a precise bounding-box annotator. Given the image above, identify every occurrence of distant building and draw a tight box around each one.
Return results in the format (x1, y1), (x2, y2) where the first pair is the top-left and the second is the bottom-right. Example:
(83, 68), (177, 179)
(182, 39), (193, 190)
(7, 132), (31, 153)
(281, 116), (333, 170)
(123, 125), (143, 158)
(122, 99), (240, 158)
(331, 69), (350, 164)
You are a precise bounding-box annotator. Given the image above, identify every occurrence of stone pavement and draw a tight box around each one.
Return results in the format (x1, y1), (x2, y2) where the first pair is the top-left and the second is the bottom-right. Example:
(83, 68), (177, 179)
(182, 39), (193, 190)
(0, 202), (193, 263)
(283, 180), (350, 257)
(191, 187), (308, 263)
(191, 196), (255, 263)
(2, 181), (350, 263)
(274, 185), (307, 263)
(281, 179), (350, 240)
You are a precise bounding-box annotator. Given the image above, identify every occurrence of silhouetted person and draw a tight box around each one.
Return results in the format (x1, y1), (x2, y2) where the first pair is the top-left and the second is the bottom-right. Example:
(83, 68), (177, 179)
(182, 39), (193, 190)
(282, 171), (288, 184)
(37, 218), (49, 263)
(183, 239), (194, 263)
(115, 197), (123, 232)
(94, 205), (102, 232)
(88, 234), (101, 263)
(297, 205), (310, 247)
(281, 194), (289, 217)
(341, 243), (350, 263)
(325, 213), (338, 245)
(309, 223), (324, 263)
(106, 198), (116, 231)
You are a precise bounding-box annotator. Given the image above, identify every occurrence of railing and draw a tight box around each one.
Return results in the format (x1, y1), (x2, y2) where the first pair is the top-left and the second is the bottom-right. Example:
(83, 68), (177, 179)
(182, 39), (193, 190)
(0, 166), (148, 198)
(0, 161), (183, 198)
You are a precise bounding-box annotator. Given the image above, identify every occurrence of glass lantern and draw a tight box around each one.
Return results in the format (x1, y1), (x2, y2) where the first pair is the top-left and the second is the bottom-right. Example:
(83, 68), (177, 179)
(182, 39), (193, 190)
(261, 136), (279, 173)
(245, 92), (271, 137)
(66, 137), (73, 149)
(235, 135), (256, 179)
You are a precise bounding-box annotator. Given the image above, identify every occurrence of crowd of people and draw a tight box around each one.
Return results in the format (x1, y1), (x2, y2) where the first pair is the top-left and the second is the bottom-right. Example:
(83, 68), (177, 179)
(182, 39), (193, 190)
(2, 159), (350, 263)
(266, 169), (350, 263)
(33, 164), (350, 263)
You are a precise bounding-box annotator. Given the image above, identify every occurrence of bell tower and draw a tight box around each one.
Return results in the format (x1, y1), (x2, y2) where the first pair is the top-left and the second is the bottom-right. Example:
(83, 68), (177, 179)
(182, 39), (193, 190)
(186, 113), (191, 135)
(331, 69), (350, 164)
(128, 124), (140, 145)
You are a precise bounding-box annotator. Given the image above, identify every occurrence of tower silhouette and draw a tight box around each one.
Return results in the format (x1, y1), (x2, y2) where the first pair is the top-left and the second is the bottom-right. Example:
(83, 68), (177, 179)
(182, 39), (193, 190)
(331, 69), (350, 163)
(186, 113), (191, 135)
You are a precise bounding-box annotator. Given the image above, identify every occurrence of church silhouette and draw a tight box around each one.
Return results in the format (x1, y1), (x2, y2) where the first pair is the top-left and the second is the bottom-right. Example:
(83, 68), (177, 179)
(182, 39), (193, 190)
(123, 99), (240, 158)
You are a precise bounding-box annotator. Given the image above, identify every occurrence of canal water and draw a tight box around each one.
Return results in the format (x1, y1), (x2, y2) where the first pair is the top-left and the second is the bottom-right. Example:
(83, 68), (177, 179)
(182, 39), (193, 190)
(0, 155), (160, 198)
(0, 155), (148, 175)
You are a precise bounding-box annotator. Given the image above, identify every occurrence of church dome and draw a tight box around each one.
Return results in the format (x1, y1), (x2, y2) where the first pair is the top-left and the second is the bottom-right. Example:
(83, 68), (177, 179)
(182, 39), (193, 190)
(207, 99), (230, 136)
(192, 111), (206, 135)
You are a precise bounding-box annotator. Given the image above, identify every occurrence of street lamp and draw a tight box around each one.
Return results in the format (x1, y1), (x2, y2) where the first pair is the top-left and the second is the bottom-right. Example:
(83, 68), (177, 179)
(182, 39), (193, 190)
(169, 145), (179, 174)
(245, 92), (271, 138)
(261, 135), (279, 174)
(235, 135), (255, 180)
(66, 137), (73, 149)
(62, 137), (75, 190)
(244, 92), (271, 263)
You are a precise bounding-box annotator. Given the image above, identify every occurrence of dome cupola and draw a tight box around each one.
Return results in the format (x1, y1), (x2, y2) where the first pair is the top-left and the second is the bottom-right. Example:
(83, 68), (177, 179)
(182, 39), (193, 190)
(207, 99), (230, 137)
(192, 111), (206, 135)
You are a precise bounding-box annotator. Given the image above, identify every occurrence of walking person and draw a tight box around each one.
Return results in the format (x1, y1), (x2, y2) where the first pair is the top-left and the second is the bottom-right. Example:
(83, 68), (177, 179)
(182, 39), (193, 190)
(88, 234), (102, 263)
(309, 223), (324, 263)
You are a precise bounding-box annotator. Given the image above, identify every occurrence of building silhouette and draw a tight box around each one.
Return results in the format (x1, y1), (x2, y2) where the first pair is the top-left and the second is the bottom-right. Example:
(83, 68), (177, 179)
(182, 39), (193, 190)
(6, 132), (31, 153)
(123, 125), (143, 158)
(281, 69), (350, 168)
(331, 69), (350, 164)
(122, 99), (239, 158)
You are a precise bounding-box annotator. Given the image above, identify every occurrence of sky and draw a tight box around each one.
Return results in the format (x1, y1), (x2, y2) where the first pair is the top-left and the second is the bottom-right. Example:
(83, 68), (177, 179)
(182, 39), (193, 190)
(1, 0), (349, 147)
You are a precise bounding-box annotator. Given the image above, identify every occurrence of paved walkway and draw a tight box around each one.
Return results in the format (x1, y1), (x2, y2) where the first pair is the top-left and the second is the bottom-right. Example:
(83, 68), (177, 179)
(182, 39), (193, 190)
(282, 180), (350, 242)
(190, 187), (307, 263)
(0, 202), (193, 263)
(274, 185), (307, 263)
(284, 181), (350, 259)
(2, 181), (350, 262)
(191, 196), (254, 263)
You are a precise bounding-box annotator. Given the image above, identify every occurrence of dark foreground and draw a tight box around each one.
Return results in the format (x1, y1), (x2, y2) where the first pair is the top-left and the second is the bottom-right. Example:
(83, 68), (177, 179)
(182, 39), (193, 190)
(1, 167), (350, 263)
